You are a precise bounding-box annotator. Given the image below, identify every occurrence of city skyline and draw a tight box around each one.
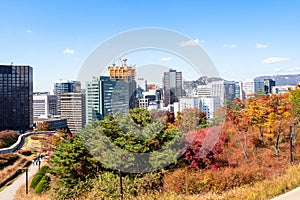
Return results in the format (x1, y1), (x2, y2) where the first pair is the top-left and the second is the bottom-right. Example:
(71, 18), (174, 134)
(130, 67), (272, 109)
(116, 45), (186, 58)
(1, 1), (300, 91)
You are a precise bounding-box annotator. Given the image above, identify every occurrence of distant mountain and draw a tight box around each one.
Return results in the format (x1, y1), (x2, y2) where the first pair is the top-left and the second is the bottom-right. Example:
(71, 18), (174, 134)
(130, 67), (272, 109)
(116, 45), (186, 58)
(255, 74), (300, 86)
(183, 76), (224, 88)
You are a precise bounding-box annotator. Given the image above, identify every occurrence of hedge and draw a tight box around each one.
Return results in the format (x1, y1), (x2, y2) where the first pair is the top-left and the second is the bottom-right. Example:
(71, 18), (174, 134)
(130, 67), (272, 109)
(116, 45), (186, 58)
(34, 175), (50, 194)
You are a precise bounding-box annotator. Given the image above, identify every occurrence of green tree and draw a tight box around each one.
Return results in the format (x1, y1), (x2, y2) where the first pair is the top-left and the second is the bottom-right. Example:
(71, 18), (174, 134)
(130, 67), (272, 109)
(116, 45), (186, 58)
(290, 84), (300, 124)
(50, 135), (98, 188)
(78, 108), (183, 172)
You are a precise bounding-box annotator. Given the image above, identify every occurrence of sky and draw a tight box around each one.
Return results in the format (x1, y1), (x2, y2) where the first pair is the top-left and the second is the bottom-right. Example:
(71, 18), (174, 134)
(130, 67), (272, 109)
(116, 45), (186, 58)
(1, 0), (300, 91)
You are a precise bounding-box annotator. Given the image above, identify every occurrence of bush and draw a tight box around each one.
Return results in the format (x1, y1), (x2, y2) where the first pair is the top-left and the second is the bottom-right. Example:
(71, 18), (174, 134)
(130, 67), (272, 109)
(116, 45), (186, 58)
(17, 149), (32, 156)
(39, 165), (50, 174)
(30, 165), (50, 189)
(30, 174), (44, 189)
(34, 175), (50, 194)
(53, 172), (162, 200)
(0, 130), (18, 148)
(163, 165), (265, 194)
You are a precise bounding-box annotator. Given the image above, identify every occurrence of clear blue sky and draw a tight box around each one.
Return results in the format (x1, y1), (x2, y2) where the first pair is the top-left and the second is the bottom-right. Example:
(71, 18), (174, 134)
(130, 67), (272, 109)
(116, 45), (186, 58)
(1, 0), (300, 91)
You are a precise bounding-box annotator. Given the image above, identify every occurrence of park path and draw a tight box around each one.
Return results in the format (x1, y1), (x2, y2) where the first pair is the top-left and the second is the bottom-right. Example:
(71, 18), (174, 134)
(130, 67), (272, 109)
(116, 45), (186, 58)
(272, 187), (300, 200)
(0, 163), (39, 200)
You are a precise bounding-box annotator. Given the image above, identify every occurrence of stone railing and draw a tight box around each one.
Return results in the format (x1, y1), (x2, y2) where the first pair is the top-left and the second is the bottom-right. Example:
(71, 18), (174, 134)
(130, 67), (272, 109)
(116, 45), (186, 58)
(0, 131), (55, 154)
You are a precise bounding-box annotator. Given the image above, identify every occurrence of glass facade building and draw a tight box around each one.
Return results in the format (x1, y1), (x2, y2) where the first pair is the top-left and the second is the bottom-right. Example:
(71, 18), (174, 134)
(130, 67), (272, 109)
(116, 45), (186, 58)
(86, 76), (130, 124)
(163, 69), (183, 107)
(0, 65), (33, 131)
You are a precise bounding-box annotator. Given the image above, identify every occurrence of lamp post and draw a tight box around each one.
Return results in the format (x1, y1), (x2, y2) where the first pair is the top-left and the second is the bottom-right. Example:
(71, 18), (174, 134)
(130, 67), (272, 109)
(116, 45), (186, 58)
(21, 167), (29, 194)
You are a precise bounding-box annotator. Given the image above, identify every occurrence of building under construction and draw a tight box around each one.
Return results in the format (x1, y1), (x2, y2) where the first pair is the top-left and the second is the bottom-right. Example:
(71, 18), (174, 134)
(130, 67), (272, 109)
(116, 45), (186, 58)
(108, 58), (136, 82)
(108, 58), (137, 109)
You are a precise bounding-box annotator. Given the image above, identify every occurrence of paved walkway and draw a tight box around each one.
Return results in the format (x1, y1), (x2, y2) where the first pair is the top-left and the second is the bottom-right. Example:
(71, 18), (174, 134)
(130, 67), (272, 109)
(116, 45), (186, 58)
(0, 163), (39, 200)
(272, 187), (300, 200)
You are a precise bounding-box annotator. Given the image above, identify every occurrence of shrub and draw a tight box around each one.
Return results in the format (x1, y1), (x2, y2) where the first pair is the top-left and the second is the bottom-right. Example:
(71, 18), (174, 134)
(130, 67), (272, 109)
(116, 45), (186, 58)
(0, 130), (18, 148)
(163, 165), (265, 194)
(30, 165), (50, 189)
(30, 174), (43, 189)
(53, 172), (162, 200)
(34, 175), (50, 194)
(39, 166), (50, 174)
(17, 149), (32, 156)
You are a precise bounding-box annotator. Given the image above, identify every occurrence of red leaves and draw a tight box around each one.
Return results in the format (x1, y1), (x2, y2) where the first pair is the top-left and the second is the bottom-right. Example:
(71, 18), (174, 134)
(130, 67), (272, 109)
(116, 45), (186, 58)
(183, 127), (226, 169)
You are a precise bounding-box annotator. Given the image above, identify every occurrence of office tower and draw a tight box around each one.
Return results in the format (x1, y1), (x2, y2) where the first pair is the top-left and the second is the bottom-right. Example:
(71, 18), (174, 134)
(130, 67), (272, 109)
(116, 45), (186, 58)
(163, 69), (183, 107)
(33, 92), (58, 118)
(53, 80), (81, 115)
(235, 82), (243, 100)
(0, 65), (33, 131)
(208, 81), (224, 105)
(223, 81), (236, 102)
(254, 78), (265, 94)
(242, 80), (255, 97)
(60, 93), (86, 133)
(86, 76), (131, 124)
(264, 79), (276, 94)
(53, 80), (81, 94)
(108, 59), (137, 109)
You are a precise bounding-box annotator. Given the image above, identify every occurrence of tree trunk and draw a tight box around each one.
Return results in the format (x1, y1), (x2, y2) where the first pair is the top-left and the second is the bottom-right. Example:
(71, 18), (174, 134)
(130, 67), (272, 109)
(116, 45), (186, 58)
(275, 130), (280, 157)
(260, 126), (264, 142)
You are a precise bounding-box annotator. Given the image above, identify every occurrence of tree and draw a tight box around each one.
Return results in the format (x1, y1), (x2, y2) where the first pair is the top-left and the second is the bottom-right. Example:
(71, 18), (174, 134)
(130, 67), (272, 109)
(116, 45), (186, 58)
(50, 135), (98, 188)
(78, 108), (182, 172)
(226, 99), (249, 160)
(290, 84), (300, 125)
(264, 94), (291, 156)
(35, 121), (50, 131)
(245, 96), (270, 142)
(182, 127), (226, 169)
(178, 109), (207, 133)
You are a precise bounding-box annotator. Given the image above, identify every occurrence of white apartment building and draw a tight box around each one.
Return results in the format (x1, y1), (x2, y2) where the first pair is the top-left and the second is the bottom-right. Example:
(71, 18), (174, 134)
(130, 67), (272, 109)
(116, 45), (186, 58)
(242, 80), (254, 97)
(179, 97), (220, 120)
(199, 97), (220, 120)
(33, 93), (58, 118)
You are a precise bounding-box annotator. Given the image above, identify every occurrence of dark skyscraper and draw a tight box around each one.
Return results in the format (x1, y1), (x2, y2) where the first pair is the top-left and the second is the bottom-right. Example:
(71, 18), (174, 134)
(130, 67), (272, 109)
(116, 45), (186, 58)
(264, 79), (276, 94)
(163, 69), (182, 107)
(0, 65), (33, 131)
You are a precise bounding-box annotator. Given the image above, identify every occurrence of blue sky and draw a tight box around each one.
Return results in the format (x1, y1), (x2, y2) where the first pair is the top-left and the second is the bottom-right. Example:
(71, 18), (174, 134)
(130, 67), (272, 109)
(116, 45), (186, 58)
(1, 0), (300, 91)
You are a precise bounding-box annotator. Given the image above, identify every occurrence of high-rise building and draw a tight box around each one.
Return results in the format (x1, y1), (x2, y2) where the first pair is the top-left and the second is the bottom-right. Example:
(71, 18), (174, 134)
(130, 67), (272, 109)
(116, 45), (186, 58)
(0, 65), (33, 131)
(86, 76), (130, 124)
(208, 81), (224, 105)
(242, 80), (254, 97)
(163, 69), (183, 107)
(264, 79), (276, 94)
(33, 92), (58, 118)
(53, 80), (81, 115)
(254, 78), (265, 94)
(224, 81), (236, 102)
(108, 59), (136, 109)
(235, 82), (243, 100)
(60, 93), (86, 133)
